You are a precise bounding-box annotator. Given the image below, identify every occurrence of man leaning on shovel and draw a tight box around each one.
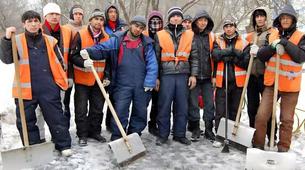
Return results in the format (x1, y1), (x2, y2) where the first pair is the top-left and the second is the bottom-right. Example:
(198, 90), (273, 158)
(0, 10), (72, 156)
(253, 4), (305, 152)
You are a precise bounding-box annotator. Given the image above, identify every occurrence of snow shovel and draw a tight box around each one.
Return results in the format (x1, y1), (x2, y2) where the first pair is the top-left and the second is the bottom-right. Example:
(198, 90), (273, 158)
(1, 33), (54, 170)
(90, 65), (146, 166)
(245, 54), (296, 169)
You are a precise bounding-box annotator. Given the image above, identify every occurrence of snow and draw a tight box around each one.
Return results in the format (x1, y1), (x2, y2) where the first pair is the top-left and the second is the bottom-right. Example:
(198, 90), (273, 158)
(0, 63), (305, 169)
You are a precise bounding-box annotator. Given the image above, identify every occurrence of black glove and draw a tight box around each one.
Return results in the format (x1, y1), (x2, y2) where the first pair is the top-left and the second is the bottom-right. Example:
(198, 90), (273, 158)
(233, 49), (243, 59)
(223, 56), (233, 63)
(220, 47), (233, 57)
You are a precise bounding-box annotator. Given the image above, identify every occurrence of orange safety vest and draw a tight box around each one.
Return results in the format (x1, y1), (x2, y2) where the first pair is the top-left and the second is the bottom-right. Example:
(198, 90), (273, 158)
(265, 29), (304, 92)
(157, 29), (194, 65)
(60, 26), (72, 68)
(215, 36), (248, 88)
(12, 33), (68, 100)
(73, 28), (109, 86)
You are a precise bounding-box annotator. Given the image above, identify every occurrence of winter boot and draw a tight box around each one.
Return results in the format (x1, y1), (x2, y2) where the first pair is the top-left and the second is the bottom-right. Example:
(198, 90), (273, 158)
(190, 120), (201, 142)
(187, 120), (197, 132)
(204, 121), (216, 141)
(173, 136), (192, 145)
(148, 121), (159, 136)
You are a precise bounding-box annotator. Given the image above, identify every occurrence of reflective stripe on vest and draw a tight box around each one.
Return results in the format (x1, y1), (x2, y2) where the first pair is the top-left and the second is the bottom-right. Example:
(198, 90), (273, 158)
(61, 26), (72, 66)
(215, 35), (249, 88)
(157, 29), (194, 65)
(74, 28), (109, 86)
(265, 29), (304, 92)
(13, 33), (68, 100)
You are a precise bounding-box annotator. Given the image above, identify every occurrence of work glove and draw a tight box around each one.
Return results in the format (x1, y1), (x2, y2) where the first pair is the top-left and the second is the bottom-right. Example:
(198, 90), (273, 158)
(233, 49), (243, 59)
(212, 77), (216, 89)
(271, 39), (281, 49)
(83, 59), (93, 68)
(220, 47), (233, 57)
(68, 78), (74, 88)
(188, 76), (197, 89)
(80, 49), (89, 59)
(222, 56), (233, 63)
(103, 79), (110, 87)
(276, 44), (285, 56)
(144, 87), (153, 92)
(250, 44), (259, 56)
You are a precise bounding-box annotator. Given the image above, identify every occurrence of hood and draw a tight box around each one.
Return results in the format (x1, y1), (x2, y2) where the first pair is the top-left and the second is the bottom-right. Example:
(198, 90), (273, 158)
(147, 10), (164, 25)
(246, 7), (272, 33)
(273, 4), (298, 30)
(191, 9), (214, 34)
(104, 4), (120, 23)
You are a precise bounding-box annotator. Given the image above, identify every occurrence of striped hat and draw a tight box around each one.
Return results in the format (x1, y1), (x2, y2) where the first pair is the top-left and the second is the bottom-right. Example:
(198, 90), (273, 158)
(167, 7), (183, 21)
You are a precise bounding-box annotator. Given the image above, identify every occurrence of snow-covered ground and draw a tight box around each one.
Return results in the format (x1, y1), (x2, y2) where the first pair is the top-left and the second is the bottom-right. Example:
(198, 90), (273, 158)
(0, 62), (305, 169)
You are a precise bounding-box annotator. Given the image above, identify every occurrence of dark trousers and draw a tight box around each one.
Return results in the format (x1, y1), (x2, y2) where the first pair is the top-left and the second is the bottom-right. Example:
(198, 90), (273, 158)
(157, 74), (189, 139)
(148, 90), (158, 128)
(188, 79), (215, 123)
(74, 83), (105, 138)
(63, 86), (73, 128)
(15, 92), (71, 151)
(111, 85), (151, 140)
(215, 83), (242, 132)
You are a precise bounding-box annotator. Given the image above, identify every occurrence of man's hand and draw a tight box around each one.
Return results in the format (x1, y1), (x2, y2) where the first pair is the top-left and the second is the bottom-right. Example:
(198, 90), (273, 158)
(154, 79), (160, 91)
(276, 44), (285, 56)
(250, 44), (259, 56)
(80, 49), (89, 59)
(271, 39), (281, 49)
(103, 79), (110, 87)
(68, 78), (74, 88)
(212, 78), (216, 89)
(188, 76), (196, 89)
(5, 27), (16, 39)
(83, 59), (93, 68)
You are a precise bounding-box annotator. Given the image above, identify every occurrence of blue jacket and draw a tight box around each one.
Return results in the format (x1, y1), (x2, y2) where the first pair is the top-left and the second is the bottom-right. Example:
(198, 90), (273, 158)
(86, 30), (158, 89)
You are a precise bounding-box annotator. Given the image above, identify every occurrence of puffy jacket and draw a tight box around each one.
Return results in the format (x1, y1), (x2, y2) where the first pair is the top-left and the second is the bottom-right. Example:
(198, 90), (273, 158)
(154, 24), (199, 76)
(192, 9), (215, 80)
(104, 4), (126, 36)
(86, 30), (158, 89)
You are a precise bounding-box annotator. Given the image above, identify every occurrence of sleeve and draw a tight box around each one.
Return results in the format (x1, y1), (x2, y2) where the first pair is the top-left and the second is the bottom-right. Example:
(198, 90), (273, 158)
(279, 35), (305, 63)
(189, 38), (199, 76)
(86, 37), (117, 60)
(69, 33), (86, 68)
(144, 43), (158, 88)
(233, 44), (250, 69)
(212, 41), (223, 62)
(0, 37), (14, 64)
(154, 34), (162, 78)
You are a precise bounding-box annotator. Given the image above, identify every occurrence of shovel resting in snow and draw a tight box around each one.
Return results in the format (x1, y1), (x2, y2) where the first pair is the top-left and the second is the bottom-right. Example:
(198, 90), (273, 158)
(245, 54), (296, 169)
(1, 33), (54, 170)
(90, 65), (146, 166)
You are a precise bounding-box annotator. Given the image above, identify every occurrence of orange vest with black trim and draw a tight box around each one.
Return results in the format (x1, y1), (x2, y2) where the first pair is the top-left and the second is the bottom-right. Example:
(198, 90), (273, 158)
(13, 33), (68, 100)
(265, 29), (304, 92)
(215, 36), (248, 88)
(157, 29), (194, 65)
(73, 28), (109, 86)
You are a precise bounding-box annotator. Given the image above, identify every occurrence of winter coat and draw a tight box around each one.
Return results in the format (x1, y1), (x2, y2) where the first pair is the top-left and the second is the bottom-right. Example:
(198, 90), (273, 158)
(86, 30), (158, 89)
(146, 10), (164, 39)
(154, 24), (199, 77)
(104, 4), (126, 36)
(191, 9), (214, 80)
(257, 4), (305, 64)
(212, 32), (250, 86)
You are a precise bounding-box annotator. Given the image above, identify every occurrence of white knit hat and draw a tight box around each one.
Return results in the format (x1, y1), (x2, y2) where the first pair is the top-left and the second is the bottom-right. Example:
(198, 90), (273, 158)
(43, 3), (61, 17)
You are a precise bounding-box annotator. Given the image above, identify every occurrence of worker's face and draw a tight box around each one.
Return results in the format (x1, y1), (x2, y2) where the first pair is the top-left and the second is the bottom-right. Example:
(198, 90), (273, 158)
(23, 18), (41, 33)
(255, 15), (267, 27)
(90, 16), (104, 31)
(169, 15), (182, 25)
(182, 20), (192, 30)
(280, 14), (293, 29)
(73, 12), (83, 25)
(44, 13), (60, 25)
(108, 8), (118, 22)
(223, 24), (236, 36)
(196, 17), (208, 32)
(130, 23), (145, 37)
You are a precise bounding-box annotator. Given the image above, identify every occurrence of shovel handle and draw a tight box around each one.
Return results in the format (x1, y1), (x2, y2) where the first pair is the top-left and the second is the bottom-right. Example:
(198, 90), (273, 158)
(12, 33), (30, 147)
(269, 54), (280, 147)
(233, 34), (258, 135)
(90, 65), (131, 150)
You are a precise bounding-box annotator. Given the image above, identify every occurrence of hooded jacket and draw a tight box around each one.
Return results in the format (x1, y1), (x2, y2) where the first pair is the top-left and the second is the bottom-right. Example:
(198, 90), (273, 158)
(191, 9), (214, 80)
(146, 10), (163, 39)
(257, 4), (305, 64)
(104, 4), (125, 36)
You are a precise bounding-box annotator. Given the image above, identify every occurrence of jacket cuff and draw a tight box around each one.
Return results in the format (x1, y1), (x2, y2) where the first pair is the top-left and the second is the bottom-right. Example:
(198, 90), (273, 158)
(279, 38), (288, 46)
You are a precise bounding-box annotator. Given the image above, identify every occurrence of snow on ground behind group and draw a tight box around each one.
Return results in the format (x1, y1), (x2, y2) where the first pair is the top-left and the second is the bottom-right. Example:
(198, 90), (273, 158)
(0, 62), (305, 169)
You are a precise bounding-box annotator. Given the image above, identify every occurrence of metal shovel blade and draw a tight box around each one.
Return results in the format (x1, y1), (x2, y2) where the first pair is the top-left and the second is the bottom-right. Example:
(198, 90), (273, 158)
(108, 133), (146, 166)
(245, 148), (296, 170)
(1, 142), (54, 170)
(217, 118), (255, 149)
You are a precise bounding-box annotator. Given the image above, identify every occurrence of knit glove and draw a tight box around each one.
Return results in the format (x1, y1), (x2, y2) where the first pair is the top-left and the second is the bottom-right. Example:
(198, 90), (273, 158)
(83, 59), (93, 68)
(144, 87), (153, 92)
(80, 49), (89, 59)
(250, 44), (259, 56)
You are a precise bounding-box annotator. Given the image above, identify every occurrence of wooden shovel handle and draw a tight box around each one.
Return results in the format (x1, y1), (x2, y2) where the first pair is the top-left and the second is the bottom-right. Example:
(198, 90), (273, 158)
(232, 34), (258, 135)
(90, 65), (131, 151)
(12, 33), (29, 147)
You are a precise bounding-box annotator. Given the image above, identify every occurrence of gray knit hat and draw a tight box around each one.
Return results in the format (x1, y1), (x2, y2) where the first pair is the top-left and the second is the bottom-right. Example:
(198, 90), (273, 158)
(167, 7), (183, 21)
(89, 9), (104, 21)
(130, 15), (146, 27)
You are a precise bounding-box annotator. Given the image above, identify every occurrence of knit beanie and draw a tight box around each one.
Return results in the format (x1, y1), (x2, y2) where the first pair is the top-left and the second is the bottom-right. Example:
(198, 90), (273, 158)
(43, 3), (61, 17)
(167, 7), (183, 21)
(89, 9), (104, 21)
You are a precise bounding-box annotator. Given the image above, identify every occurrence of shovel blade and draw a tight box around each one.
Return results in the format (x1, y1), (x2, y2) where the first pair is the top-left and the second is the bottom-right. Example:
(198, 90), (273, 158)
(217, 118), (255, 148)
(1, 142), (54, 170)
(108, 133), (146, 166)
(245, 148), (296, 170)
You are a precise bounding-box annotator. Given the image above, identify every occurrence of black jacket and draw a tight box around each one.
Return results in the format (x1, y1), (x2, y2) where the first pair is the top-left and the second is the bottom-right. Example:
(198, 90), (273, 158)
(192, 9), (214, 80)
(257, 4), (305, 64)
(154, 24), (199, 77)
(212, 33), (250, 86)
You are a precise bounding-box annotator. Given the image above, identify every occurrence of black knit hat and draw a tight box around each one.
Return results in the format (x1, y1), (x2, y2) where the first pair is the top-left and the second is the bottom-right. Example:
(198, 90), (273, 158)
(167, 7), (183, 21)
